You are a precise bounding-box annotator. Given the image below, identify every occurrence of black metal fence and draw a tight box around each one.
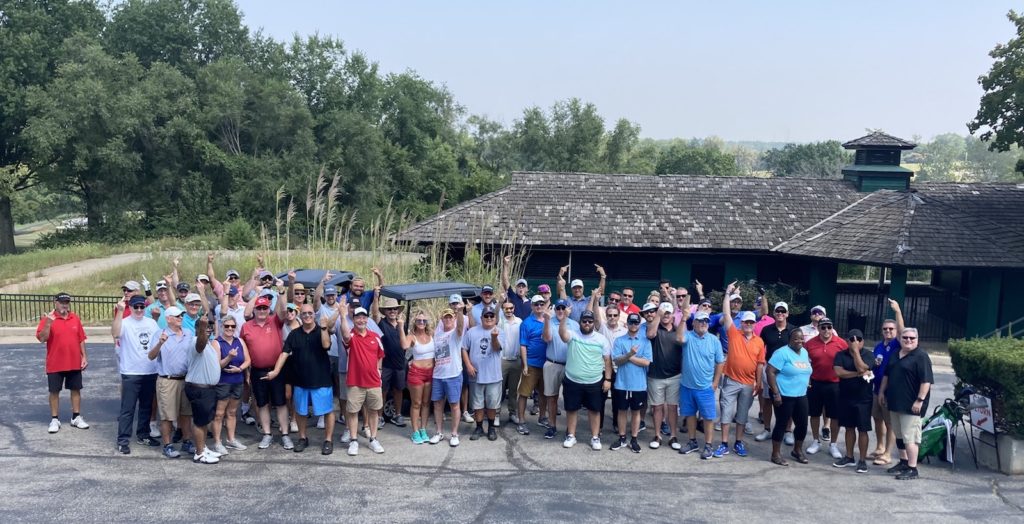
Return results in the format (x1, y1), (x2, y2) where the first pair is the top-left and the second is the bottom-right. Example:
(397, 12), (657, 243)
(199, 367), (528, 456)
(0, 294), (120, 326)
(835, 284), (967, 342)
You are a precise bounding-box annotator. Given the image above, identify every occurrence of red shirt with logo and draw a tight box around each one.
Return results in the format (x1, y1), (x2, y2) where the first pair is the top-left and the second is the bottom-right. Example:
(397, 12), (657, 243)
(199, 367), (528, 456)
(36, 312), (87, 373)
(805, 334), (849, 382)
(241, 315), (284, 369)
(346, 328), (384, 388)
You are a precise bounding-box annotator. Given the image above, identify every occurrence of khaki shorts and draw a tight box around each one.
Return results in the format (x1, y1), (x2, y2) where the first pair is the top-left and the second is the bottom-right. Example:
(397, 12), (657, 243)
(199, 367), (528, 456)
(346, 386), (383, 413)
(157, 377), (191, 421)
(543, 361), (566, 397)
(889, 412), (922, 444)
(518, 366), (543, 397)
(647, 375), (681, 406)
(872, 394), (891, 423)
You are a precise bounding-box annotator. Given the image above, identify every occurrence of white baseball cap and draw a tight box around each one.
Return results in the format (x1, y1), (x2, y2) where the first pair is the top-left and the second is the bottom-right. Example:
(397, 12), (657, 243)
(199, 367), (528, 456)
(774, 301), (789, 312)
(658, 302), (674, 314)
(739, 311), (757, 322)
(531, 295), (545, 304)
(570, 279), (584, 289)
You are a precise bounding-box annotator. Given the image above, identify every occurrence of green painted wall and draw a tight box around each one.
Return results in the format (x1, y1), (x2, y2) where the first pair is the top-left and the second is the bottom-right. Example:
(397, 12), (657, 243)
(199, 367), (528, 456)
(966, 269), (1002, 338)
(660, 254), (691, 290)
(860, 177), (909, 192)
(889, 266), (907, 317)
(724, 258), (758, 285)
(999, 270), (1024, 328)
(808, 262), (838, 319)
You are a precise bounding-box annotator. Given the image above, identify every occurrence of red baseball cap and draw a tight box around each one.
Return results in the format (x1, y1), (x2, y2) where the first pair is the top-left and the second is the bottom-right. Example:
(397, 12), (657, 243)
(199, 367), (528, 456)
(254, 296), (271, 308)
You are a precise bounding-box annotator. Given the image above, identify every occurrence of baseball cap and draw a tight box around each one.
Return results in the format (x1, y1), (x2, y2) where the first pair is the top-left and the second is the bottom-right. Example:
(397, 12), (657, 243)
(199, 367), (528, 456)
(811, 305), (827, 315)
(258, 270), (273, 279)
(538, 284), (551, 293)
(694, 311), (710, 321)
(739, 311), (756, 322)
(515, 278), (528, 287)
(482, 306), (497, 317)
(324, 286), (338, 296)
(481, 285), (494, 293)
(54, 292), (72, 302)
(156, 281), (168, 291)
(353, 307), (368, 317)
(580, 310), (595, 321)
(640, 302), (657, 313)
(440, 308), (455, 318)
(197, 274), (210, 282)
(449, 293), (463, 304)
(227, 286), (239, 296)
(128, 295), (147, 307)
(626, 313), (641, 324)
(699, 298), (712, 306)
(226, 269), (240, 278)
(555, 299), (570, 308)
(254, 296), (271, 308)
(122, 280), (141, 291)
(293, 283), (306, 292)
(847, 328), (864, 339)
(774, 301), (789, 312)
(184, 293), (201, 303)
(818, 316), (834, 327)
(286, 303), (299, 312)
(531, 295), (545, 304)
(570, 279), (583, 289)
(165, 306), (184, 317)
(729, 293), (742, 302)
(658, 302), (674, 314)
(176, 282), (190, 292)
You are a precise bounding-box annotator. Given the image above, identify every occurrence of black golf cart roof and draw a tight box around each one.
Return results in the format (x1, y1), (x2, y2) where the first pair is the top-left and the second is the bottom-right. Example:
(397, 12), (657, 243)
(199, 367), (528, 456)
(274, 269), (355, 291)
(379, 282), (481, 302)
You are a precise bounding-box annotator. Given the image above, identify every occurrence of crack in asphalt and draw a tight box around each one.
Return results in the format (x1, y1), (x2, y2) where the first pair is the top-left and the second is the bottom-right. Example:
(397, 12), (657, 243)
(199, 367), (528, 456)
(992, 478), (1024, 514)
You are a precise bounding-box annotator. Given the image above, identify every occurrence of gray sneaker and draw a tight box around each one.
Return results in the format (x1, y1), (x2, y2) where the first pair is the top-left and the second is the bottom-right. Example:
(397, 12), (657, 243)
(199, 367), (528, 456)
(392, 415), (407, 427)
(258, 434), (273, 449)
(281, 435), (294, 450)
(368, 438), (384, 454)
(339, 429), (352, 444)
(212, 442), (229, 456)
(225, 439), (247, 451)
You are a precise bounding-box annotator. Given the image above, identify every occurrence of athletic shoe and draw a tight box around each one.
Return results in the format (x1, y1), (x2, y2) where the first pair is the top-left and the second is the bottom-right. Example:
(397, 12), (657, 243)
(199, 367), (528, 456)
(649, 437), (661, 449)
(630, 438), (641, 454)
(258, 434), (273, 449)
(149, 421), (161, 438)
(294, 437), (308, 453)
(412, 431), (425, 444)
(322, 440), (333, 455)
(429, 433), (443, 444)
(281, 435), (294, 450)
(289, 420), (299, 433)
(895, 468), (919, 480)
(193, 449), (219, 464)
(669, 437), (681, 450)
(48, 419), (60, 434)
(660, 421), (671, 436)
(487, 427), (498, 441)
(180, 440), (196, 455)
(829, 443), (843, 460)
(784, 432), (795, 446)
(822, 427), (831, 441)
(754, 430), (771, 442)
(339, 430), (352, 444)
(516, 424), (530, 436)
(638, 420), (648, 432)
(316, 416), (325, 429)
(713, 443), (729, 458)
(856, 460), (869, 473)
(393, 415), (407, 427)
(225, 439), (247, 451)
(213, 442), (229, 456)
(591, 436), (602, 451)
(886, 461), (911, 474)
(205, 447), (222, 459)
(744, 422), (755, 435)
(449, 435), (460, 447)
(368, 438), (384, 454)
(701, 444), (713, 460)
(510, 414), (521, 425)
(470, 426), (485, 441)
(347, 441), (359, 456)
(138, 436), (160, 447)
(462, 411), (474, 423)
(833, 456), (856, 468)
(806, 439), (821, 455)
(734, 441), (748, 457)
(538, 417), (552, 429)
(563, 434), (577, 448)
(713, 422), (722, 432)
(492, 417), (500, 428)
(361, 426), (371, 439)
(69, 416), (90, 429)
(242, 411), (256, 425)
(681, 439), (700, 455)
(610, 436), (627, 451)
(338, 415), (346, 425)
(118, 444), (131, 455)
(530, 404), (540, 416)
(544, 427), (556, 439)
(162, 444), (180, 459)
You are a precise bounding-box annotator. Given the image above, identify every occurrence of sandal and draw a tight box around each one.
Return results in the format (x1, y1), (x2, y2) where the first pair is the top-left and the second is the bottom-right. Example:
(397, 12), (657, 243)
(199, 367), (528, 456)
(873, 456), (892, 466)
(790, 450), (809, 464)
(868, 449), (886, 459)
(771, 455), (790, 467)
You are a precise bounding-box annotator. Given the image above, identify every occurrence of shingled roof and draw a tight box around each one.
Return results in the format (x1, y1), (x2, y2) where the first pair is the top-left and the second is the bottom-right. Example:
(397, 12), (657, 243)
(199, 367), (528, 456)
(399, 172), (863, 251)
(842, 131), (917, 150)
(772, 184), (1024, 268)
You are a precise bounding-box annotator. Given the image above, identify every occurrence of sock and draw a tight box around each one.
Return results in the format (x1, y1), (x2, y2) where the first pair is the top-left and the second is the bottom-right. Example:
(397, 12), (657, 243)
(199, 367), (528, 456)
(909, 466), (918, 472)
(51, 415), (59, 420)
(487, 419), (495, 430)
(899, 458), (909, 466)
(735, 440), (742, 445)
(72, 412), (80, 419)
(476, 421), (483, 430)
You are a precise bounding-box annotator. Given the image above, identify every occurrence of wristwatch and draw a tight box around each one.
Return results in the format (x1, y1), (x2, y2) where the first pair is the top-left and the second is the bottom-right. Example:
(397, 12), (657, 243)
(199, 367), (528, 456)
(916, 397), (925, 402)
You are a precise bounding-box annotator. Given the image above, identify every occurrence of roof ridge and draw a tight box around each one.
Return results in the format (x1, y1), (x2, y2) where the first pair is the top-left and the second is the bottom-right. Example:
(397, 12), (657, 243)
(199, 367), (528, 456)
(892, 193), (919, 265)
(770, 191), (897, 252)
(405, 187), (512, 231)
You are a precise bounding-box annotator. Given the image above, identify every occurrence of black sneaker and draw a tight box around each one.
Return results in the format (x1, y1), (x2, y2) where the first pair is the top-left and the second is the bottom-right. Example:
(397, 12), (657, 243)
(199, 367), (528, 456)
(833, 456), (856, 468)
(639, 420), (647, 432)
(856, 460), (868, 473)
(822, 428), (831, 441)
(895, 467), (919, 480)
(118, 444), (131, 455)
(887, 461), (911, 474)
(470, 427), (484, 441)
(321, 440), (333, 455)
(242, 411), (257, 425)
(487, 426), (498, 441)
(544, 427), (556, 439)
(629, 437), (641, 453)
(294, 437), (308, 453)
(137, 436), (160, 447)
(610, 436), (627, 451)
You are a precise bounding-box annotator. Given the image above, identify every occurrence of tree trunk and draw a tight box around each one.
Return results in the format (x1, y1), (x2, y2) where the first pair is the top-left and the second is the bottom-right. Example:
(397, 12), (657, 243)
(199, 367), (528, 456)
(0, 194), (16, 255)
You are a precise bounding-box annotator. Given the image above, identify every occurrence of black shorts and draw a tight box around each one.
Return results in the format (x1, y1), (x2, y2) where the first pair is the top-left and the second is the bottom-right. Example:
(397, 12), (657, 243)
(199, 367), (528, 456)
(47, 370), (83, 393)
(381, 367), (407, 393)
(185, 384), (218, 426)
(808, 380), (839, 418)
(612, 389), (648, 412)
(215, 382), (243, 401)
(251, 368), (287, 407)
(838, 400), (873, 432)
(563, 378), (604, 412)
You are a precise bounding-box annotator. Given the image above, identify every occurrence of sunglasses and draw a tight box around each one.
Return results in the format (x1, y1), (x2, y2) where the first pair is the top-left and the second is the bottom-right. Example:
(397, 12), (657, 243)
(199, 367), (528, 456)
(607, 314), (619, 318)
(627, 320), (641, 325)
(849, 336), (863, 342)
(819, 325), (833, 330)
(676, 295), (688, 300)
(580, 319), (595, 324)
(483, 314), (496, 318)
(131, 304), (146, 310)
(532, 303), (545, 307)
(255, 306), (270, 311)
(608, 298), (620, 302)
(741, 320), (755, 324)
(902, 336), (917, 340)
(811, 311), (824, 316)
(503, 308), (515, 312)
(223, 325), (236, 329)
(694, 319), (709, 324)
(555, 305), (567, 311)
(415, 319), (428, 324)
(882, 327), (896, 331)
(775, 309), (788, 314)
(299, 312), (315, 317)
(622, 294), (633, 298)
(228, 276), (240, 280)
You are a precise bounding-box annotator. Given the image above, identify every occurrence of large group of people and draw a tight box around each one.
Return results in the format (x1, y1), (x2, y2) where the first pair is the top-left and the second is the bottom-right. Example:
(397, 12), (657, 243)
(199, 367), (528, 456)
(36, 253), (934, 478)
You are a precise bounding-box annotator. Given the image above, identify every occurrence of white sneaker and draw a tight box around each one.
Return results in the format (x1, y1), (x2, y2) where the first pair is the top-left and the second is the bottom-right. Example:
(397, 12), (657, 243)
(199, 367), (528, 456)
(429, 433), (443, 445)
(48, 419), (60, 434)
(754, 430), (771, 442)
(510, 413), (521, 425)
(213, 442), (229, 456)
(649, 438), (661, 449)
(493, 417), (500, 427)
(368, 438), (384, 454)
(462, 411), (474, 423)
(225, 439), (247, 451)
(744, 422), (755, 435)
(289, 420), (299, 433)
(339, 429), (352, 444)
(713, 422), (722, 432)
(829, 443), (843, 460)
(563, 434), (577, 448)
(347, 441), (359, 456)
(450, 434), (461, 447)
(784, 432), (795, 446)
(149, 421), (161, 438)
(193, 449), (219, 464)
(361, 426), (371, 439)
(69, 416), (90, 429)
(807, 439), (821, 455)
(316, 416), (325, 429)
(281, 435), (294, 450)
(590, 436), (602, 451)
(258, 434), (273, 449)
(205, 446), (223, 458)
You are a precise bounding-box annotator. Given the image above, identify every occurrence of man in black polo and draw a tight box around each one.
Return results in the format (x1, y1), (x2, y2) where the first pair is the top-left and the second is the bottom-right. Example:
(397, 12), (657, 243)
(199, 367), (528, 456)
(832, 329), (875, 473)
(372, 295), (408, 428)
(879, 327), (933, 480)
(753, 301), (796, 442)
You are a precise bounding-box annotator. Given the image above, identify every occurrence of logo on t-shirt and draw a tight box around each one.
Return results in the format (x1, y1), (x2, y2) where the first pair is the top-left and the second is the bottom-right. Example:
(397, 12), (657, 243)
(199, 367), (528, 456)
(477, 337), (489, 355)
(435, 338), (451, 365)
(139, 331), (151, 351)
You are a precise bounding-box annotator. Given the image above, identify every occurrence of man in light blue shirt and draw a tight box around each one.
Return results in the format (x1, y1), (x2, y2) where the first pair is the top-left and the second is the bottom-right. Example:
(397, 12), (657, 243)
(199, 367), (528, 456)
(610, 313), (652, 452)
(678, 311), (725, 459)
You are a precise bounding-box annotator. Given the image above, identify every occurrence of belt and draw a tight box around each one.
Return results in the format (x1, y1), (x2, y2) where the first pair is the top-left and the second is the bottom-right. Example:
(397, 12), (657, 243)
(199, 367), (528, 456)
(159, 375), (185, 380)
(546, 358), (565, 365)
(186, 382), (215, 389)
(252, 367), (274, 372)
(503, 358), (520, 362)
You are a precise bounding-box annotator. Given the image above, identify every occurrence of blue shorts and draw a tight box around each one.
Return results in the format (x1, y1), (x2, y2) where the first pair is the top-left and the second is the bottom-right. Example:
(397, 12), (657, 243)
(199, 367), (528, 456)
(431, 376), (463, 404)
(679, 385), (716, 419)
(293, 386), (334, 417)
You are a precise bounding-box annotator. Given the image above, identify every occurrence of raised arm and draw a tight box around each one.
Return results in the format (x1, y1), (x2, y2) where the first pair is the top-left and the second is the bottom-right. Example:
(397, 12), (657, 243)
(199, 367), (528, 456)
(371, 285), (382, 323)
(722, 281), (737, 327)
(542, 310), (553, 342)
(454, 302), (466, 336)
(207, 253), (223, 297)
(594, 264), (607, 296)
(286, 269), (297, 304)
(337, 301), (352, 345)
(274, 283), (288, 322)
(558, 310), (572, 344)
(195, 319), (210, 352)
(111, 299), (126, 339)
(313, 271), (332, 308)
(888, 298), (906, 334)
(501, 255), (512, 291)
(319, 315), (331, 349)
(758, 286), (768, 318)
(170, 258), (180, 293)
(557, 265), (568, 300)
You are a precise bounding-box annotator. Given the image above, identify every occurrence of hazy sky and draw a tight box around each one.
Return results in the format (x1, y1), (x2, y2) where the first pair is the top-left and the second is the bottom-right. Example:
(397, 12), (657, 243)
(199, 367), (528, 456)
(235, 1), (1017, 143)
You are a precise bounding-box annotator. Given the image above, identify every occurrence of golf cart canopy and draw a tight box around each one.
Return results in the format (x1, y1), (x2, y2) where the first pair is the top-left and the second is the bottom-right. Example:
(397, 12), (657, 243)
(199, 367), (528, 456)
(379, 282), (481, 302)
(274, 269), (355, 292)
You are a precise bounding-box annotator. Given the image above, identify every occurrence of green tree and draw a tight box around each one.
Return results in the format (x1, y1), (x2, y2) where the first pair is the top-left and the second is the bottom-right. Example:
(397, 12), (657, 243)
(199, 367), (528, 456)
(969, 10), (1024, 159)
(762, 141), (850, 179)
(512, 106), (551, 170)
(601, 118), (641, 172)
(916, 133), (967, 181)
(655, 140), (740, 176)
(548, 98), (604, 172)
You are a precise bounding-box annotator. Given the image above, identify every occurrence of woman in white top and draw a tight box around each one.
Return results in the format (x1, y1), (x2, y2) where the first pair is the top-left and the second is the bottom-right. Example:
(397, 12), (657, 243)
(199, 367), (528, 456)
(402, 309), (436, 444)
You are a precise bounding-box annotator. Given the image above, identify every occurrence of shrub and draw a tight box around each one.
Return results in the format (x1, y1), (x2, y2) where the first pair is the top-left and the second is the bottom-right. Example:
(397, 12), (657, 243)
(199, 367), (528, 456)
(221, 217), (257, 249)
(949, 337), (1024, 438)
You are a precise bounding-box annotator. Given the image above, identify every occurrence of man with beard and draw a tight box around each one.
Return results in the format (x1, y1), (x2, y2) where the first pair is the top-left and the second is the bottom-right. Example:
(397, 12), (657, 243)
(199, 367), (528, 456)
(373, 295), (409, 428)
(558, 310), (612, 450)
(804, 316), (848, 460)
(341, 268), (384, 310)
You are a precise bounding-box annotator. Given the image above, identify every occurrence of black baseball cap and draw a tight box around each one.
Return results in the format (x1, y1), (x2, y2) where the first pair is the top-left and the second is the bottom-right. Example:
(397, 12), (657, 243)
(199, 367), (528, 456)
(54, 292), (72, 302)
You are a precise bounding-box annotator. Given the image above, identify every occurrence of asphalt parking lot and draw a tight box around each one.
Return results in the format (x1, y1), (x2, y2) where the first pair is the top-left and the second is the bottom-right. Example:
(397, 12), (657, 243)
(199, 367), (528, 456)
(1, 343), (1022, 523)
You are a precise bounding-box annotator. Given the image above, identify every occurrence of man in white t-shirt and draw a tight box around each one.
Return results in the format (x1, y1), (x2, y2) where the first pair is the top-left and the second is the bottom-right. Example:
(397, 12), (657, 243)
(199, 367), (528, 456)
(111, 295), (161, 455)
(462, 306), (504, 441)
(498, 302), (523, 425)
(431, 304), (466, 446)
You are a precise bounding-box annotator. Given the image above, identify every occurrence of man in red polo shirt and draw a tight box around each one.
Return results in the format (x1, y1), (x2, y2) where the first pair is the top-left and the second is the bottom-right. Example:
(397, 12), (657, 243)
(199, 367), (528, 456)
(240, 294), (292, 450)
(338, 302), (385, 456)
(36, 292), (89, 433)
(804, 316), (848, 459)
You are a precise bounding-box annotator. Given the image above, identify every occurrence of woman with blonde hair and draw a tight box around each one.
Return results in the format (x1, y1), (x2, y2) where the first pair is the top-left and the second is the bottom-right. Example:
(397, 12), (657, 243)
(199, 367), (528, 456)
(211, 314), (251, 455)
(403, 309), (436, 444)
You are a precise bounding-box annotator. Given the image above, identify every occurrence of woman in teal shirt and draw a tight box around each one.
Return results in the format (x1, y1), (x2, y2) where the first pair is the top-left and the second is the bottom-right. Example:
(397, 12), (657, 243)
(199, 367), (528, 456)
(767, 329), (812, 466)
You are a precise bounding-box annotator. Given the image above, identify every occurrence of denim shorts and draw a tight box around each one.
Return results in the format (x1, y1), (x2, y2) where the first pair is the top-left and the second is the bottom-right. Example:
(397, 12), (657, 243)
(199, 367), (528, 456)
(431, 376), (463, 404)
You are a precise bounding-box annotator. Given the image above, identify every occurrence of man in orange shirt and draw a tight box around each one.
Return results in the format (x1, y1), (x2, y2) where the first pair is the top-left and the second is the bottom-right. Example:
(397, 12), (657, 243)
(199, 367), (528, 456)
(714, 282), (765, 458)
(36, 292), (89, 433)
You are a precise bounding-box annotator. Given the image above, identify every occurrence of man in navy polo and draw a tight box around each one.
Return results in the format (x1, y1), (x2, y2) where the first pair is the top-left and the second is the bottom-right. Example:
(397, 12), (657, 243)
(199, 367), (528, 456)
(501, 255), (532, 320)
